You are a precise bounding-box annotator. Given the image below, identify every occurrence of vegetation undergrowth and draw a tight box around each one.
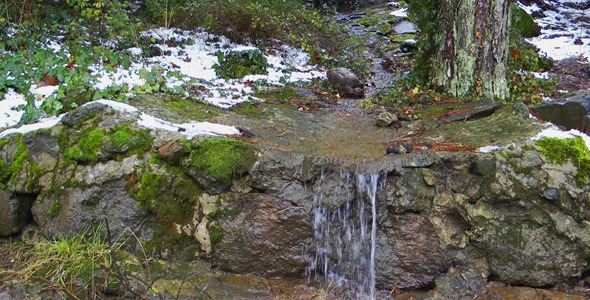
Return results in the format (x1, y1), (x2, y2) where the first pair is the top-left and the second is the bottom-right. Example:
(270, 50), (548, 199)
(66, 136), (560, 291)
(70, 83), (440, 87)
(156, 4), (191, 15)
(0, 223), (120, 299)
(213, 49), (270, 80)
(536, 136), (590, 185)
(0, 0), (369, 126)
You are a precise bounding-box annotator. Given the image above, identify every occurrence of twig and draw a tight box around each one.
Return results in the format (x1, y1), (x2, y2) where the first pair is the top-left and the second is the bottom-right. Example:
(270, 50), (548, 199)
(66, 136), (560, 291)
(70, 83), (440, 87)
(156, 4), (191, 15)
(105, 218), (148, 300)
(275, 206), (305, 214)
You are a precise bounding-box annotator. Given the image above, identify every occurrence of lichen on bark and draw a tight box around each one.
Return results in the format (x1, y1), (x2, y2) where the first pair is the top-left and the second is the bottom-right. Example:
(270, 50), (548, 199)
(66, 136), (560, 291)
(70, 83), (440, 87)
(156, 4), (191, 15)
(410, 0), (511, 99)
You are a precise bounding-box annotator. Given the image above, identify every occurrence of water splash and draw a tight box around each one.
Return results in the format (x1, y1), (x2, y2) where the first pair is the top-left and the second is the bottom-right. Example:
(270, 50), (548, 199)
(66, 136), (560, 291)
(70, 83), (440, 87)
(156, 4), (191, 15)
(307, 172), (383, 299)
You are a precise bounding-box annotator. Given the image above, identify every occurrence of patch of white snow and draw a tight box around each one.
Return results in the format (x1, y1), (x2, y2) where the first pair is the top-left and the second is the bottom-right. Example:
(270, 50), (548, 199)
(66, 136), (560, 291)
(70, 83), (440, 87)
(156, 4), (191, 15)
(390, 8), (408, 18)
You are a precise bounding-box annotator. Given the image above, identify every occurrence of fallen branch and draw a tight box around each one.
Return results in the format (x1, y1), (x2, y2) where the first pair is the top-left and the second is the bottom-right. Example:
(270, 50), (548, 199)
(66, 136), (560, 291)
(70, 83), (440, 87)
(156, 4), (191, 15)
(275, 206), (305, 214)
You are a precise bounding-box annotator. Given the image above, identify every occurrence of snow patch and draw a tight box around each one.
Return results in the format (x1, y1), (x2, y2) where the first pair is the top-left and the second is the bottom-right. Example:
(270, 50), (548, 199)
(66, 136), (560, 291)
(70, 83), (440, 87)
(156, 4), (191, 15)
(390, 8), (408, 18)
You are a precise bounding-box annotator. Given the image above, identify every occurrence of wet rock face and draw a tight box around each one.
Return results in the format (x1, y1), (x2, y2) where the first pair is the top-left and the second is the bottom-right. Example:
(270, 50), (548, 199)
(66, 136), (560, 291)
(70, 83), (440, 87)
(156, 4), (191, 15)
(212, 193), (312, 277)
(377, 213), (445, 289)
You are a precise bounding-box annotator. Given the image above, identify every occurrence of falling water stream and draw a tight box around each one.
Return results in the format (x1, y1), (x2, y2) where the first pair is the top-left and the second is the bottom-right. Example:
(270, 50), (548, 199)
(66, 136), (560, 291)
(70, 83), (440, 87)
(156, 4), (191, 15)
(307, 172), (383, 299)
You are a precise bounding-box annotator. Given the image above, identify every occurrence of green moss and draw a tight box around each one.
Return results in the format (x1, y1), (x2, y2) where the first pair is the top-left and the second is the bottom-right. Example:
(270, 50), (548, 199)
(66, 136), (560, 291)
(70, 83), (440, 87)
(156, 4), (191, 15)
(254, 87), (298, 102)
(232, 101), (265, 117)
(106, 125), (154, 160)
(376, 22), (392, 34)
(65, 128), (105, 164)
(536, 136), (590, 185)
(128, 167), (201, 225)
(208, 222), (223, 243)
(162, 96), (221, 121)
(388, 33), (417, 43)
(48, 199), (62, 218)
(511, 5), (541, 38)
(0, 135), (31, 189)
(189, 138), (257, 185)
(0, 138), (9, 149)
(65, 124), (154, 164)
(358, 13), (383, 26)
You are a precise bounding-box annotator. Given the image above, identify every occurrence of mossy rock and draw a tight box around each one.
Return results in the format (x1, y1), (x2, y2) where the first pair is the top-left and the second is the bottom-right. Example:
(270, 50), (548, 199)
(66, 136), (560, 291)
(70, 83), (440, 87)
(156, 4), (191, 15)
(535, 136), (590, 185)
(65, 124), (154, 164)
(185, 138), (258, 194)
(512, 5), (541, 38)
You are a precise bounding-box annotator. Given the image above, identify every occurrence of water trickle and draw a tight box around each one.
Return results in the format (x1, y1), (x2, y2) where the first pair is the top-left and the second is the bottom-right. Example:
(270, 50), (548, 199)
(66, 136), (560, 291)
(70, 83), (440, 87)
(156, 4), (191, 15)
(307, 172), (383, 299)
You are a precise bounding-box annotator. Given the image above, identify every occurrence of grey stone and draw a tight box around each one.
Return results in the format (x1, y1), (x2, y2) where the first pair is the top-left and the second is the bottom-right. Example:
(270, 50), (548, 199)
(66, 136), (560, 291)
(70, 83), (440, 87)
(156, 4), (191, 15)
(472, 155), (496, 176)
(376, 213), (444, 289)
(520, 150), (543, 168)
(376, 112), (398, 127)
(513, 101), (530, 119)
(31, 179), (151, 242)
(327, 67), (364, 93)
(402, 152), (435, 168)
(580, 115), (590, 132)
(0, 291), (16, 300)
(23, 132), (59, 159)
(543, 188), (559, 200)
(393, 21), (417, 34)
(531, 100), (588, 130)
(61, 102), (110, 127)
(441, 98), (502, 121)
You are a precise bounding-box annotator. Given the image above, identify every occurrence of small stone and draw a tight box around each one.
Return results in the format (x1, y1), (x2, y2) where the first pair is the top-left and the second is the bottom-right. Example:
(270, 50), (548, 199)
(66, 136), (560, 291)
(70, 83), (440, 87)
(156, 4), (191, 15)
(513, 101), (530, 119)
(543, 188), (559, 200)
(158, 140), (185, 163)
(403, 144), (413, 153)
(386, 145), (406, 154)
(376, 112), (398, 127)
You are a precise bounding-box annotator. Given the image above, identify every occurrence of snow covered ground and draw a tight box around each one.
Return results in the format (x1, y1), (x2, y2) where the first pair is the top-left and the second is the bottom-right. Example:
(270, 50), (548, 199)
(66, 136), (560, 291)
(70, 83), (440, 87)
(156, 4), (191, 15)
(519, 0), (590, 60)
(0, 28), (325, 137)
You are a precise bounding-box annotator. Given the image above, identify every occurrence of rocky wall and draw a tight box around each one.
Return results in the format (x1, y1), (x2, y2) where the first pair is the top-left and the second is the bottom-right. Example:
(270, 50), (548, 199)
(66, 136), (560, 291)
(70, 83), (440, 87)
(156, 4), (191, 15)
(1, 103), (590, 295)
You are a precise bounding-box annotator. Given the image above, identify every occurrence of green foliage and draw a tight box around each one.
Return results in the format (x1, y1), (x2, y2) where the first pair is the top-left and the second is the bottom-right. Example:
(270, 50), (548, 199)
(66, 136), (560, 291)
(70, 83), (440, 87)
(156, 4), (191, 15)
(508, 71), (558, 105)
(366, 84), (443, 113)
(213, 49), (270, 80)
(536, 136), (590, 185)
(139, 0), (359, 68)
(405, 0), (439, 87)
(508, 42), (554, 72)
(188, 138), (257, 184)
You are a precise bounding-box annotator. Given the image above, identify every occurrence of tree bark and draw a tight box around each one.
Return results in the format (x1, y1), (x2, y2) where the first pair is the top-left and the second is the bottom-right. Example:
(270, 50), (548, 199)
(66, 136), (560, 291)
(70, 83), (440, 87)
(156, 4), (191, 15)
(428, 0), (511, 99)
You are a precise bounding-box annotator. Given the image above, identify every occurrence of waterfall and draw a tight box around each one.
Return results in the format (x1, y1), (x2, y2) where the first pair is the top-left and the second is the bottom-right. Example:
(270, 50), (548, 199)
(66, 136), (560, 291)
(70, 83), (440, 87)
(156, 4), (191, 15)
(307, 172), (383, 299)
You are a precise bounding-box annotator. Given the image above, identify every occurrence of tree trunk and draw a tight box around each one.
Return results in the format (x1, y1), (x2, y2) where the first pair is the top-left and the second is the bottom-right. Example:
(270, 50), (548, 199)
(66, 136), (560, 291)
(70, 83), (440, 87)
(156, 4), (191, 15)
(427, 0), (511, 99)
